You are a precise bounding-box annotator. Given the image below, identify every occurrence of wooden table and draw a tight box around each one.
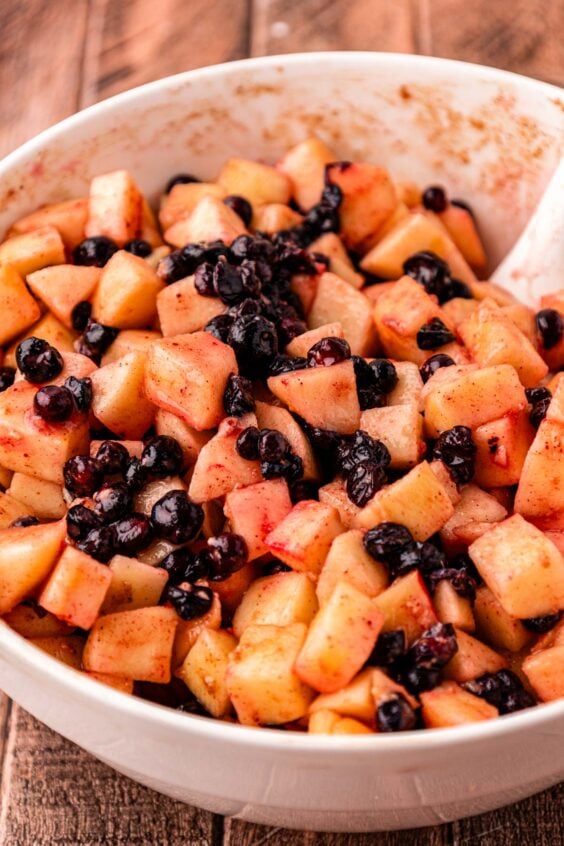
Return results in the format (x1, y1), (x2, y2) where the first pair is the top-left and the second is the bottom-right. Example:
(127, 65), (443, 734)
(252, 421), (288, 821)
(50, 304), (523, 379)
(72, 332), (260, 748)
(0, 1), (563, 843)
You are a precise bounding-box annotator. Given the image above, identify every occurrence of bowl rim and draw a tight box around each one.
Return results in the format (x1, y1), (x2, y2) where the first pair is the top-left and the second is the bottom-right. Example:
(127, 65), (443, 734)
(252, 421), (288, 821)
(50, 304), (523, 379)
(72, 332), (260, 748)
(0, 51), (562, 754)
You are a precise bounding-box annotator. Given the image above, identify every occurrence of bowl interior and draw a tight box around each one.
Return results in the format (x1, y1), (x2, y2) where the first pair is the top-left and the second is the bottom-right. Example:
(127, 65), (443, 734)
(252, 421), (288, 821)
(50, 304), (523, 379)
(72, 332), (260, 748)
(0, 53), (562, 269)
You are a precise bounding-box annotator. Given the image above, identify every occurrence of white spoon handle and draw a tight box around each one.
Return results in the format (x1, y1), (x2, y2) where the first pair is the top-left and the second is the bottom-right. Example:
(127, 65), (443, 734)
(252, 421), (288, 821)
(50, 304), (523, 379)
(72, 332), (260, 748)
(491, 158), (564, 307)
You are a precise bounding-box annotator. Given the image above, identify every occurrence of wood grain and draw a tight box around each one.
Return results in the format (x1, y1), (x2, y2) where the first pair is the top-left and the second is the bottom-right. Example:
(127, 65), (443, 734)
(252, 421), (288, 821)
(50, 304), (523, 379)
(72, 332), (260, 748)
(224, 818), (450, 845)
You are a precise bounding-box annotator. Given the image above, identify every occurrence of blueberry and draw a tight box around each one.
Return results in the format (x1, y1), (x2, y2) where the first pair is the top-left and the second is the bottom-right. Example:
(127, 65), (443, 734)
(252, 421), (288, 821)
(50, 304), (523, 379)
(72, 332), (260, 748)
(207, 532), (248, 580)
(388, 541), (423, 579)
(10, 515), (40, 528)
(156, 250), (192, 285)
(66, 503), (103, 540)
(158, 547), (209, 585)
(368, 359), (398, 394)
(93, 482), (133, 523)
(96, 440), (130, 476)
(112, 513), (153, 555)
(536, 308), (563, 349)
(525, 387), (552, 405)
(403, 251), (450, 299)
(432, 425), (476, 485)
(141, 436), (184, 478)
(77, 525), (115, 562)
(150, 490), (204, 544)
(204, 313), (235, 342)
(236, 426), (261, 460)
(336, 430), (391, 475)
(529, 396), (552, 429)
(400, 665), (440, 695)
(16, 337), (64, 384)
(364, 522), (414, 562)
(33, 385), (74, 422)
(223, 195), (253, 227)
(408, 623), (458, 669)
(420, 353), (455, 383)
(463, 670), (536, 714)
(427, 567), (477, 600)
(228, 315), (279, 375)
(64, 455), (104, 497)
(268, 354), (308, 375)
(223, 373), (255, 417)
(212, 260), (260, 305)
(262, 560), (293, 576)
(0, 367), (15, 393)
(522, 612), (562, 633)
(277, 316), (307, 347)
(376, 694), (417, 732)
(416, 317), (455, 350)
(289, 479), (320, 503)
(165, 584), (214, 620)
(422, 185), (447, 213)
(261, 453), (303, 482)
(165, 173), (200, 193)
(71, 301), (92, 332)
(307, 337), (351, 367)
(368, 630), (406, 666)
(77, 320), (118, 363)
(63, 376), (93, 412)
(124, 457), (149, 492)
(124, 238), (152, 258)
(193, 262), (216, 296)
(258, 429), (290, 463)
(73, 236), (118, 268)
(346, 461), (386, 507)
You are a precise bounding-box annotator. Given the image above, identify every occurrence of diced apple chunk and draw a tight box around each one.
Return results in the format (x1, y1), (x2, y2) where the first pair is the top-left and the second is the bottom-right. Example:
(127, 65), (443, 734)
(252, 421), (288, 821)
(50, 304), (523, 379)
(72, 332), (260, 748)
(101, 329), (160, 365)
(473, 586), (532, 652)
(433, 580), (475, 633)
(165, 196), (247, 248)
(154, 409), (211, 467)
(264, 500), (343, 575)
(316, 529), (388, 605)
(31, 635), (85, 670)
(86, 672), (134, 694)
(7, 473), (66, 520)
(83, 606), (178, 682)
(177, 628), (238, 718)
(439, 204), (487, 271)
(101, 554), (169, 614)
(218, 157), (291, 206)
(0, 226), (65, 277)
(0, 491), (33, 529)
(443, 629), (506, 682)
(0, 520), (66, 614)
(226, 623), (314, 726)
(473, 410), (535, 488)
(373, 571), (438, 644)
(8, 197), (88, 251)
(268, 360), (361, 434)
(309, 710), (372, 734)
(172, 590), (222, 667)
(92, 250), (164, 329)
(360, 403), (424, 469)
(371, 667), (419, 709)
(440, 484), (507, 556)
(134, 476), (187, 516)
(325, 162), (396, 249)
(3, 603), (74, 638)
(159, 182), (226, 230)
(253, 203), (303, 234)
(156, 275), (226, 337)
(0, 265), (41, 345)
(232, 571), (318, 638)
(387, 361), (423, 406)
(85, 170), (143, 246)
(26, 265), (100, 328)
(318, 478), (361, 529)
(420, 681), (498, 727)
(309, 668), (376, 723)
(522, 646), (564, 702)
(285, 322), (344, 358)
(308, 233), (364, 288)
(277, 137), (336, 210)
(224, 479), (293, 561)
(254, 401), (319, 480)
(356, 460), (454, 540)
(39, 546), (112, 630)
(514, 419), (564, 519)
(469, 514), (564, 619)
(308, 272), (377, 356)
(91, 351), (154, 439)
(145, 331), (237, 430)
(188, 414), (261, 502)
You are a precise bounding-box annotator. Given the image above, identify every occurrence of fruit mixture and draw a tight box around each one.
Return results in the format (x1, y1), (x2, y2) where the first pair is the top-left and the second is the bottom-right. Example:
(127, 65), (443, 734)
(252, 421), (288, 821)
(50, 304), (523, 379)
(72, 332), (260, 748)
(0, 138), (563, 734)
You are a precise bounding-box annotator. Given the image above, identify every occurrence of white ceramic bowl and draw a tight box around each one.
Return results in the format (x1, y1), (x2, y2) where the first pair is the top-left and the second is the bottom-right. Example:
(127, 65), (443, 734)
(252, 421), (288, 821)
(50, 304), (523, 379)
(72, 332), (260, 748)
(0, 53), (563, 833)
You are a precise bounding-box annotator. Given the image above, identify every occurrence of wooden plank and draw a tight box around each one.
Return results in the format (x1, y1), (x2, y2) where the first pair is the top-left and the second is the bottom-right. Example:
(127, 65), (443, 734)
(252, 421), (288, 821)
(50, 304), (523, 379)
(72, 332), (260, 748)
(0, 0), (89, 157)
(0, 706), (217, 846)
(79, 0), (251, 107)
(423, 0), (564, 85)
(224, 817), (450, 845)
(250, 0), (415, 57)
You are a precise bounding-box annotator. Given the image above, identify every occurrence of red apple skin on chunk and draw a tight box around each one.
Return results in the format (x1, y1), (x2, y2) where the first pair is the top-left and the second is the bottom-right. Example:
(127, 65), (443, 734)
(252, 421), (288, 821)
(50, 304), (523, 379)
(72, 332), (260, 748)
(267, 360), (361, 435)
(145, 331), (237, 431)
(83, 606), (178, 682)
(469, 514), (564, 619)
(264, 500), (344, 576)
(0, 382), (89, 484)
(373, 570), (438, 645)
(39, 547), (112, 630)
(224, 478), (293, 561)
(420, 682), (498, 728)
(0, 520), (66, 614)
(188, 414), (262, 503)
(295, 581), (384, 694)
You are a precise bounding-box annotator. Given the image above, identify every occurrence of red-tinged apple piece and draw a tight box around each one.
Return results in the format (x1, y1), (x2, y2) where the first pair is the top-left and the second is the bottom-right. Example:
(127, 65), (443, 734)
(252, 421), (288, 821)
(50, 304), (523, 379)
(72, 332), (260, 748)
(26, 265), (100, 329)
(0, 491), (33, 529)
(264, 500), (344, 575)
(356, 460), (454, 539)
(90, 350), (154, 439)
(316, 529), (388, 605)
(307, 233), (364, 288)
(318, 478), (361, 529)
(442, 296), (478, 328)
(285, 322), (344, 358)
(420, 681), (498, 727)
(295, 581), (384, 694)
(101, 554), (169, 614)
(7, 473), (65, 520)
(308, 668), (376, 723)
(8, 197), (88, 251)
(154, 409), (211, 467)
(30, 635), (85, 670)
(188, 413), (261, 502)
(3, 603), (75, 638)
(308, 272), (377, 356)
(156, 275), (226, 337)
(267, 360), (361, 434)
(522, 646), (564, 702)
(0, 520), (66, 614)
(473, 410), (535, 488)
(0, 265), (41, 345)
(0, 382), (89, 483)
(224, 478), (293, 561)
(85, 170), (143, 246)
(438, 204), (487, 271)
(277, 137), (336, 210)
(86, 672), (134, 694)
(423, 364), (527, 438)
(469, 514), (564, 619)
(429, 460), (461, 505)
(166, 195), (248, 249)
(255, 401), (319, 480)
(232, 571), (318, 638)
(458, 298), (547, 387)
(440, 484), (507, 556)
(39, 546), (112, 630)
(433, 580), (475, 633)
(361, 403), (424, 469)
(373, 571), (438, 645)
(501, 302), (537, 344)
(91, 250), (164, 329)
(443, 628), (507, 683)
(145, 331), (237, 431)
(514, 419), (564, 518)
(218, 157), (291, 206)
(158, 182), (225, 230)
(473, 585), (532, 652)
(83, 606), (178, 682)
(226, 623), (314, 726)
(325, 162), (396, 249)
(176, 628), (238, 718)
(0, 225), (65, 277)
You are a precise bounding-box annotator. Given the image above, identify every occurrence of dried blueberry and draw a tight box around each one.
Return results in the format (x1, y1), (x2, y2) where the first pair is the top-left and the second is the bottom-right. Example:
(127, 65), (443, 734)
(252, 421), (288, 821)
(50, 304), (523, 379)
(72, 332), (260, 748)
(422, 185), (447, 213)
(166, 584), (214, 620)
(261, 453), (303, 482)
(346, 461), (386, 507)
(0, 367), (15, 393)
(63, 375), (93, 413)
(10, 515), (40, 528)
(165, 173), (200, 193)
(432, 425), (476, 485)
(124, 238), (152, 258)
(77, 320), (118, 363)
(193, 262), (216, 296)
(112, 513), (153, 555)
(336, 430), (391, 475)
(522, 612), (562, 633)
(223, 373), (255, 416)
(66, 503), (103, 540)
(16, 337), (64, 384)
(93, 482), (133, 523)
(368, 359), (398, 394)
(77, 525), (115, 562)
(124, 456), (149, 492)
(213, 260), (260, 305)
(376, 694), (417, 732)
(268, 354), (308, 375)
(228, 315), (279, 375)
(427, 567), (477, 600)
(409, 623), (458, 669)
(416, 317), (455, 350)
(463, 670), (536, 714)
(150, 490), (204, 544)
(207, 532), (248, 580)
(536, 308), (563, 350)
(529, 396), (552, 429)
(258, 429), (290, 463)
(364, 522), (414, 562)
(289, 480), (320, 503)
(236, 426), (261, 460)
(420, 353), (455, 383)
(158, 547), (209, 585)
(157, 250), (191, 285)
(96, 440), (130, 476)
(204, 313), (235, 342)
(141, 436), (184, 478)
(223, 195), (253, 227)
(33, 385), (74, 422)
(73, 236), (118, 267)
(64, 455), (104, 497)
(307, 337), (351, 367)
(368, 630), (406, 666)
(71, 301), (92, 332)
